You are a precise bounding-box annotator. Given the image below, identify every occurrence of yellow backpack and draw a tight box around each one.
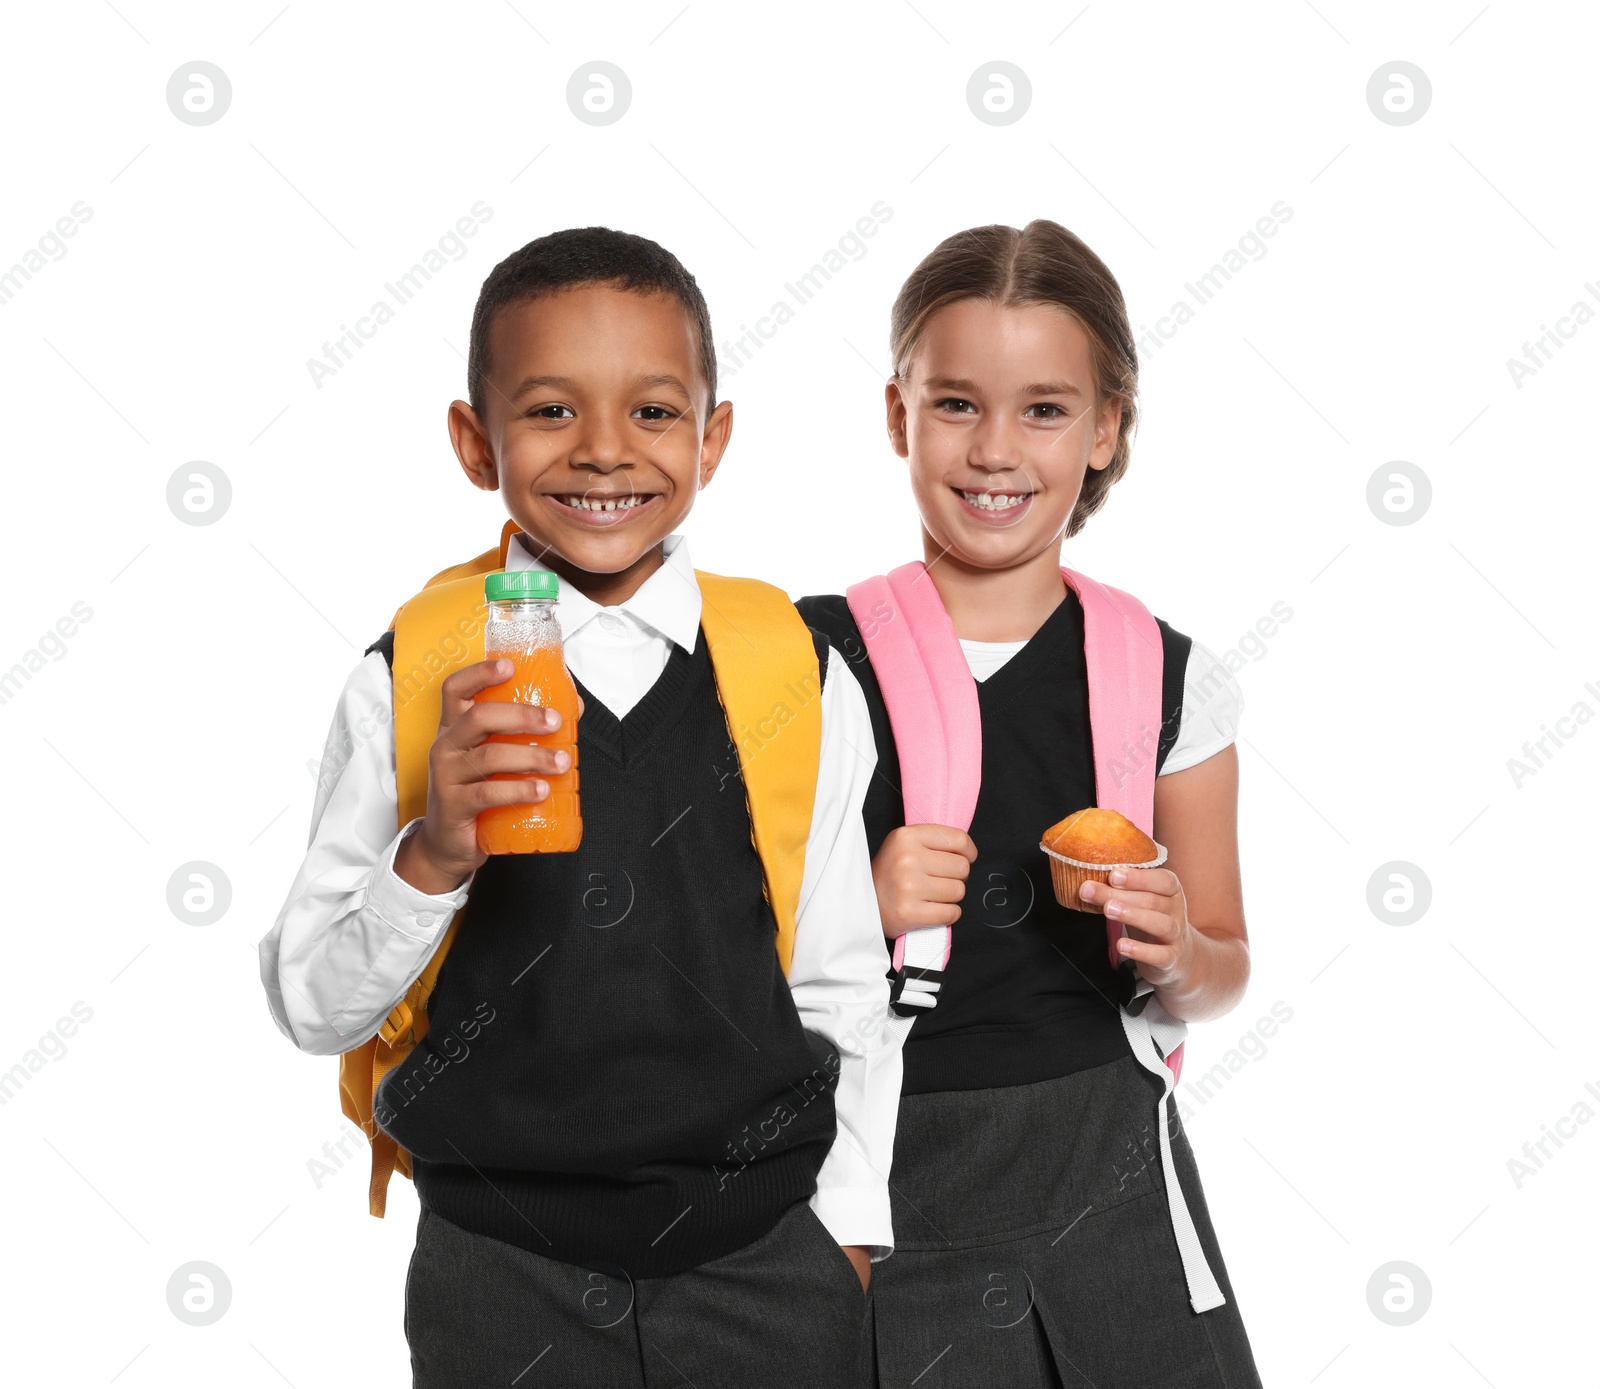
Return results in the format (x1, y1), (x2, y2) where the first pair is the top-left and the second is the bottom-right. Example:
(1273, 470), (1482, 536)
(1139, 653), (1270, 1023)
(337, 521), (824, 1216)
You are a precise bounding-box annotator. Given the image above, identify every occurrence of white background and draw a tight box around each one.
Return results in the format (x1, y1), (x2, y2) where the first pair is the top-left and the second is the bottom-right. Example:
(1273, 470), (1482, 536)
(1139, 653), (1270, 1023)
(2, 1), (1595, 1384)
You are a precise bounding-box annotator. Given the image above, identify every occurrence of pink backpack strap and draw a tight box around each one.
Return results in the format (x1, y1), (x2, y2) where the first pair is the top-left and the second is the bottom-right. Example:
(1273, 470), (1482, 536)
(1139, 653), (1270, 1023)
(1062, 566), (1184, 1080)
(845, 562), (979, 1011)
(1061, 567), (1164, 835)
(851, 563), (982, 828)
(1065, 571), (1217, 1300)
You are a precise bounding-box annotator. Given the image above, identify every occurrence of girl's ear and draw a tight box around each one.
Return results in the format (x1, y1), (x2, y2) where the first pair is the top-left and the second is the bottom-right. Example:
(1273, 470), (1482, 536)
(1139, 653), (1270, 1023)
(885, 378), (910, 458)
(448, 400), (500, 491)
(1087, 394), (1124, 472)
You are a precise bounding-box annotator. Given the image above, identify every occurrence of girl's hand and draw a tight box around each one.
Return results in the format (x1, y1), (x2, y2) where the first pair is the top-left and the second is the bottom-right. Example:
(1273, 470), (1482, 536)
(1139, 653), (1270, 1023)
(1078, 867), (1195, 989)
(871, 824), (978, 938)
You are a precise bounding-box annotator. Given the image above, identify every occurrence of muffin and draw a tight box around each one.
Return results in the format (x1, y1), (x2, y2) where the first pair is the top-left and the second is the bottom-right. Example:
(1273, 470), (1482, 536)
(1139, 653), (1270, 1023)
(1040, 807), (1166, 912)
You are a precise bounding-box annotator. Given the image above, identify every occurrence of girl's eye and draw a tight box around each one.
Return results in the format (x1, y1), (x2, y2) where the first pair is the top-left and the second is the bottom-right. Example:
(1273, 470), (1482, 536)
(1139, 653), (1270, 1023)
(527, 404), (574, 420)
(934, 397), (977, 415)
(634, 405), (674, 422)
(1024, 403), (1066, 419)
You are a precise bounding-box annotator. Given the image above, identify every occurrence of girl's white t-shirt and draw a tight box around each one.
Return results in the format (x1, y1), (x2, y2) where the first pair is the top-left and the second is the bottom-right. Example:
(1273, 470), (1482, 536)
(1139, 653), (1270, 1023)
(957, 637), (1243, 776)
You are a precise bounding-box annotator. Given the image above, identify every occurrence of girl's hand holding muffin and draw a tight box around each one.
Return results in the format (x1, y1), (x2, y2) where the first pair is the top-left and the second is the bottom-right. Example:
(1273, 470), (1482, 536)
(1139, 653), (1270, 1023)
(1078, 867), (1195, 987)
(1041, 804), (1244, 1019)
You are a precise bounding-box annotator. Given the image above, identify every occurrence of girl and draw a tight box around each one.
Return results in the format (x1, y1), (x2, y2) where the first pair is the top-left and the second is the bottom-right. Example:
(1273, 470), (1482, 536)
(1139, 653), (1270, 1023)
(799, 221), (1262, 1388)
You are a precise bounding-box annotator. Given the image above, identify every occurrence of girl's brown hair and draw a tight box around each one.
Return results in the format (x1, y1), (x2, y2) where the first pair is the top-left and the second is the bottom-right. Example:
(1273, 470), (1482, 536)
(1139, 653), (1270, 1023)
(889, 220), (1138, 538)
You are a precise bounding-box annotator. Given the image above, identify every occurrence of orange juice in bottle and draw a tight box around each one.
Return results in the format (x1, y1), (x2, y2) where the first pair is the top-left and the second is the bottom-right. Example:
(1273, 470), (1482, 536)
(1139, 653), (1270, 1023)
(473, 569), (582, 854)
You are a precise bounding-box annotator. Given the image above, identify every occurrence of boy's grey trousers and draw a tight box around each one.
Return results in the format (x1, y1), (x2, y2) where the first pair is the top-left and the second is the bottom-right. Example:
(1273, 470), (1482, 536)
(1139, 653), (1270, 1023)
(404, 1197), (873, 1388)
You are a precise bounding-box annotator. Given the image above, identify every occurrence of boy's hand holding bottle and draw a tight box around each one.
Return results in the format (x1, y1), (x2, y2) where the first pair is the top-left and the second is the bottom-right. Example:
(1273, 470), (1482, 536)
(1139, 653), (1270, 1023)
(396, 570), (584, 895)
(392, 657), (577, 895)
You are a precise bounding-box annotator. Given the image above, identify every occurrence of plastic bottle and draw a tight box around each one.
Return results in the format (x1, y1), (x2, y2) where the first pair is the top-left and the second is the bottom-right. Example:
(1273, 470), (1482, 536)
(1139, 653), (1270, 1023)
(473, 569), (582, 854)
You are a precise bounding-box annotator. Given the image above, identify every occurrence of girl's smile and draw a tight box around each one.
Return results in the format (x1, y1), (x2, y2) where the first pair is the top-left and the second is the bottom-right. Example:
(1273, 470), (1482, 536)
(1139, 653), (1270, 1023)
(953, 486), (1035, 525)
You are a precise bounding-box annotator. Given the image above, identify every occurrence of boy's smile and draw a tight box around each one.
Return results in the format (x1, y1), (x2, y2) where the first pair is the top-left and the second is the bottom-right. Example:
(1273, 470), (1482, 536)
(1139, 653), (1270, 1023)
(546, 490), (659, 524)
(448, 282), (732, 605)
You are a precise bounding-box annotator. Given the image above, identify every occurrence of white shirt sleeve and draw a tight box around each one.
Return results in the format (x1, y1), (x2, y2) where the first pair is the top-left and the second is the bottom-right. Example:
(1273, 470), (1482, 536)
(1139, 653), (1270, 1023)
(787, 648), (904, 1261)
(257, 652), (473, 1056)
(1160, 638), (1246, 776)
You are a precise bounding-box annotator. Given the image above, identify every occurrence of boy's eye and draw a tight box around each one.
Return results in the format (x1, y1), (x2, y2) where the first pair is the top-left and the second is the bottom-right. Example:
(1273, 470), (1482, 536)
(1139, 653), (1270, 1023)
(526, 404), (574, 420)
(633, 405), (675, 422)
(934, 397), (977, 415)
(1024, 403), (1066, 419)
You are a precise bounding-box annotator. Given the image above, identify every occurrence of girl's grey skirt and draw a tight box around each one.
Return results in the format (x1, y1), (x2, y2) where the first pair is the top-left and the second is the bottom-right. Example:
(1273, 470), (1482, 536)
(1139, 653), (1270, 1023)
(869, 1053), (1263, 1388)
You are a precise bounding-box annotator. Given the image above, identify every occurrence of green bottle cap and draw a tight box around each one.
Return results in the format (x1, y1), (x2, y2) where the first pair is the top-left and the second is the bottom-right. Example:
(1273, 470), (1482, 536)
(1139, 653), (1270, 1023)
(484, 569), (559, 602)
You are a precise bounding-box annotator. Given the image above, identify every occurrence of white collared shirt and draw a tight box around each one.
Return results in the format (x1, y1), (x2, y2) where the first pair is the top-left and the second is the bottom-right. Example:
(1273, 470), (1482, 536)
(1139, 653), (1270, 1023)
(259, 534), (901, 1258)
(510, 530), (702, 719)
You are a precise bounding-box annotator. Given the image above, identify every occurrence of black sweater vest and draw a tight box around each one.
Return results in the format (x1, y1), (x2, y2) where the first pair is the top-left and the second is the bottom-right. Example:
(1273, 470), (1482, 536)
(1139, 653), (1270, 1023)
(797, 591), (1190, 1096)
(372, 629), (839, 1277)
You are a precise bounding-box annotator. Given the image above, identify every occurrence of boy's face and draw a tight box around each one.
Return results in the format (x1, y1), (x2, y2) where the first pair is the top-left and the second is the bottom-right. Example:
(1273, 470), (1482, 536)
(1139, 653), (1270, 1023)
(886, 298), (1121, 574)
(449, 283), (731, 587)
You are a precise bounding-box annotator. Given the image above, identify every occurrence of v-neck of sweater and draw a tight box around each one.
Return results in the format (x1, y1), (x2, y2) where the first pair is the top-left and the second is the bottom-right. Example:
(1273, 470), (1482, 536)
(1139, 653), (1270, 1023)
(571, 635), (703, 766)
(968, 588), (1087, 711)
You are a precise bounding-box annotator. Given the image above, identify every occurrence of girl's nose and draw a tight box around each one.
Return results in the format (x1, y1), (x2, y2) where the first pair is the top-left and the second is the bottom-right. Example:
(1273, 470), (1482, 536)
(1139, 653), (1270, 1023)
(967, 421), (1023, 473)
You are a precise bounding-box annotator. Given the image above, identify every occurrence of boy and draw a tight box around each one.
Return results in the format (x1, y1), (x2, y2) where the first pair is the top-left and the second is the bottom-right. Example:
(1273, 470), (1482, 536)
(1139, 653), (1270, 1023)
(259, 228), (900, 1387)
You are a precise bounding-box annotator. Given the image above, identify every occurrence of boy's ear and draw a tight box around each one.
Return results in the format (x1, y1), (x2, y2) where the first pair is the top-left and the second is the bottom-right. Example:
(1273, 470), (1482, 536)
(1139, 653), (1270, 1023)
(696, 399), (735, 489)
(447, 400), (500, 492)
(885, 379), (910, 458)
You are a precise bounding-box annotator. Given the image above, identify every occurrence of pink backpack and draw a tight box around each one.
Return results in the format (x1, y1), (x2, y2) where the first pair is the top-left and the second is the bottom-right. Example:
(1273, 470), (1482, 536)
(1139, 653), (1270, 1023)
(845, 560), (1226, 1312)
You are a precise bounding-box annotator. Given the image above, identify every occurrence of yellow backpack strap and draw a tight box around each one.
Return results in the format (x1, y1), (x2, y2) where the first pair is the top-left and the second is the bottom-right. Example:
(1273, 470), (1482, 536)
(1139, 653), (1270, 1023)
(336, 521), (515, 1216)
(695, 571), (822, 977)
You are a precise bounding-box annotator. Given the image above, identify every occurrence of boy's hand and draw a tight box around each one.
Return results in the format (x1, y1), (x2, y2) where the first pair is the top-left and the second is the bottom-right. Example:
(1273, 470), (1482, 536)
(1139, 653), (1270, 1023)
(1078, 867), (1194, 988)
(393, 658), (574, 896)
(871, 824), (977, 939)
(842, 1245), (871, 1294)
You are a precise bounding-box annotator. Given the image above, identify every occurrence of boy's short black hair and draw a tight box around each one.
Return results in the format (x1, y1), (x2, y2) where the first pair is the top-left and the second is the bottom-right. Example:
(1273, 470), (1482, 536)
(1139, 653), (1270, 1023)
(467, 226), (717, 419)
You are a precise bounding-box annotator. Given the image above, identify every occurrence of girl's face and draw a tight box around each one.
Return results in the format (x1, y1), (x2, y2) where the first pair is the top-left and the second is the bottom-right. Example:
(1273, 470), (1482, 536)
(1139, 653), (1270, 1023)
(887, 298), (1122, 572)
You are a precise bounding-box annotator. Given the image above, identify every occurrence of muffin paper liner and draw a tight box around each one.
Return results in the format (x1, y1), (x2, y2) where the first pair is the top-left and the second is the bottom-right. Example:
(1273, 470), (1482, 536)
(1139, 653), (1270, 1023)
(1040, 841), (1167, 913)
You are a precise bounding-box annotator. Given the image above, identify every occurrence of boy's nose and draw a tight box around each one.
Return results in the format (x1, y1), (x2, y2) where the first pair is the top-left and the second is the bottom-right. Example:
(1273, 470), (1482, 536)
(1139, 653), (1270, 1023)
(570, 419), (633, 470)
